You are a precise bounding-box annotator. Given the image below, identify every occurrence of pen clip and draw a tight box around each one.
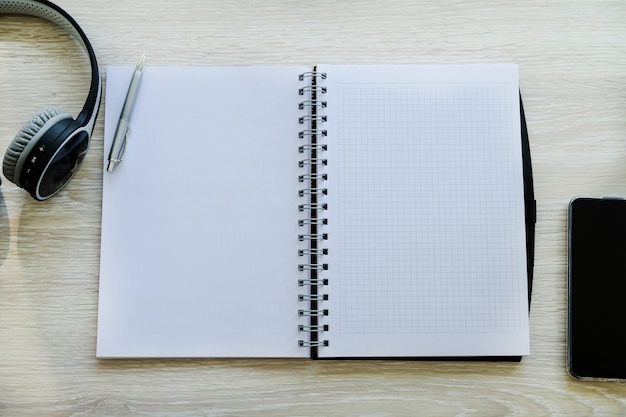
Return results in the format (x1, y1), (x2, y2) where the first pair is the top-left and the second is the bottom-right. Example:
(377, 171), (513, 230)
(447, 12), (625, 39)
(119, 127), (131, 162)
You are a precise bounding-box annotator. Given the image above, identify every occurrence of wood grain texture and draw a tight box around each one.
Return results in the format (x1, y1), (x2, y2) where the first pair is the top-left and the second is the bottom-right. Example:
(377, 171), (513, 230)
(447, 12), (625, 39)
(2, 0), (626, 415)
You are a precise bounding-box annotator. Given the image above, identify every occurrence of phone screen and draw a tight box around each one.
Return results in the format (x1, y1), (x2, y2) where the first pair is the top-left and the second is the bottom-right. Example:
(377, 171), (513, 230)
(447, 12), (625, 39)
(568, 197), (626, 380)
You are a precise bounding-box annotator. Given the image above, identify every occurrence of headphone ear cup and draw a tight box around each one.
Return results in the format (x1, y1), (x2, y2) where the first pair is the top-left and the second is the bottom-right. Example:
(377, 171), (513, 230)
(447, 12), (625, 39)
(3, 106), (70, 184)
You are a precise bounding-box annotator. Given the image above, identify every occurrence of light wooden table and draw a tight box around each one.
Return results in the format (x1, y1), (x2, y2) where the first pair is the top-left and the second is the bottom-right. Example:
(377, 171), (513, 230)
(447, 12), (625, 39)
(1, 1), (626, 415)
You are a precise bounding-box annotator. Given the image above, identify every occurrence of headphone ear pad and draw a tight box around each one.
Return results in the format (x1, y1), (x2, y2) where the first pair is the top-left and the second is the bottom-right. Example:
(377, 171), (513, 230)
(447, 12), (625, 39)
(3, 106), (70, 184)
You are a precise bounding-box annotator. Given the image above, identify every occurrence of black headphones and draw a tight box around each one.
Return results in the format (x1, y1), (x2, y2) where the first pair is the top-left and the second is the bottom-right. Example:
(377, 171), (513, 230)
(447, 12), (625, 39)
(0, 0), (101, 200)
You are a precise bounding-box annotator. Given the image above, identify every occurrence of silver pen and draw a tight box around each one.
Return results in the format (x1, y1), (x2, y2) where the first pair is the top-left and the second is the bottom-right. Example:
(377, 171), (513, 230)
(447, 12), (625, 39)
(107, 54), (145, 172)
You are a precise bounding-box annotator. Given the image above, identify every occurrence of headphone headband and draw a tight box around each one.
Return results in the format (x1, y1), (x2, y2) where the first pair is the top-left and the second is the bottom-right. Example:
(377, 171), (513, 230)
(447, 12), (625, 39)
(0, 0), (101, 132)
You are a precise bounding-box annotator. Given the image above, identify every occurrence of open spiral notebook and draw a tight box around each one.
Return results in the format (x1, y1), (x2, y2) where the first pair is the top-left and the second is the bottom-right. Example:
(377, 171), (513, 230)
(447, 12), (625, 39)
(97, 64), (534, 359)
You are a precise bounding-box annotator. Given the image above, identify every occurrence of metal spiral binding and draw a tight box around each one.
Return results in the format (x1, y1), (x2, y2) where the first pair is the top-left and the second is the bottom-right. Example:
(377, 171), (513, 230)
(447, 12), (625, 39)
(299, 309), (329, 317)
(298, 278), (329, 286)
(299, 324), (329, 332)
(299, 86), (327, 95)
(298, 174), (327, 183)
(299, 100), (327, 110)
(299, 145), (327, 154)
(299, 294), (328, 301)
(298, 202), (328, 211)
(299, 130), (327, 139)
(298, 218), (328, 226)
(298, 233), (328, 241)
(299, 188), (327, 197)
(299, 340), (329, 348)
(299, 115), (327, 124)
(298, 264), (328, 271)
(299, 248), (328, 256)
(299, 71), (327, 81)
(298, 158), (327, 168)
(297, 70), (329, 354)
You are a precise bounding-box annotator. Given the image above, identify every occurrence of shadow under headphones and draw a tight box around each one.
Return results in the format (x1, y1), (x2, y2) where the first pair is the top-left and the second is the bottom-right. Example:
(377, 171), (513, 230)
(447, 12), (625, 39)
(0, 0), (101, 200)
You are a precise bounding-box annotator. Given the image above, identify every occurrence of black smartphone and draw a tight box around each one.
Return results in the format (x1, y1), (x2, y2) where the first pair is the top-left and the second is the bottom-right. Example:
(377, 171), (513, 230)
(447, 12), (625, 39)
(567, 197), (626, 380)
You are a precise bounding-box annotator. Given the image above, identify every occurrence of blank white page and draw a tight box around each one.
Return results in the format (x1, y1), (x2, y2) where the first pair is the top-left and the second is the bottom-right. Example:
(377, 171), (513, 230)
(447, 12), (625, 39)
(97, 66), (308, 358)
(318, 64), (530, 358)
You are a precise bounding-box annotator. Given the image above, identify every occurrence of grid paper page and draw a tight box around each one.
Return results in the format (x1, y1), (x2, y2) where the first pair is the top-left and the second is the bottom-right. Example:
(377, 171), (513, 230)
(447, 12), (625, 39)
(319, 65), (530, 358)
